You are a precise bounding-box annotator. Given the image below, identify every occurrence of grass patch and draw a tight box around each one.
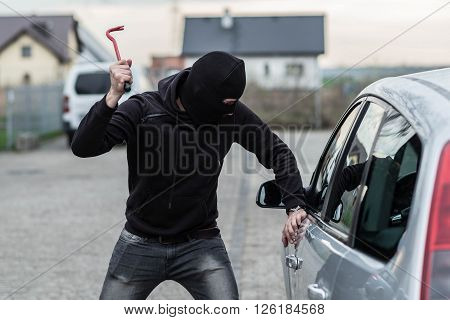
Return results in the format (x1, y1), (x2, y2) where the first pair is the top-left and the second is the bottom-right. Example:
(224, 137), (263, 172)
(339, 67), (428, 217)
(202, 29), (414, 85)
(0, 116), (6, 150)
(0, 130), (7, 150)
(40, 130), (63, 141)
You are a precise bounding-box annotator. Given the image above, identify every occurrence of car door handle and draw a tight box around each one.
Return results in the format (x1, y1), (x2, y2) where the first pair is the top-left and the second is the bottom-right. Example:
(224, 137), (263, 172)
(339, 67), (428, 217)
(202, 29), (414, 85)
(285, 255), (303, 270)
(307, 283), (328, 300)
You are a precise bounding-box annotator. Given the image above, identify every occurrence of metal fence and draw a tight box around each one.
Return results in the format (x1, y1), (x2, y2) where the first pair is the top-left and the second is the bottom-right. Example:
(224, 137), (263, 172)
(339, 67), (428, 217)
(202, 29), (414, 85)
(1, 84), (63, 149)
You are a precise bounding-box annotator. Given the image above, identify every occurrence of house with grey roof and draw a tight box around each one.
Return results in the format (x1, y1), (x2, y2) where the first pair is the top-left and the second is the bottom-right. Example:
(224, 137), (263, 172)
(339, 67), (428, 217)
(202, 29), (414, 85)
(0, 15), (112, 87)
(182, 12), (325, 89)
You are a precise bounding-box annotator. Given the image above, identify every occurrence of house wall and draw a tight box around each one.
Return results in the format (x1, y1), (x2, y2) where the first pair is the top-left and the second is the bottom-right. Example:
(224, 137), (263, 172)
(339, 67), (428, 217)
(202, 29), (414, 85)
(184, 55), (321, 90)
(61, 29), (79, 75)
(0, 33), (74, 87)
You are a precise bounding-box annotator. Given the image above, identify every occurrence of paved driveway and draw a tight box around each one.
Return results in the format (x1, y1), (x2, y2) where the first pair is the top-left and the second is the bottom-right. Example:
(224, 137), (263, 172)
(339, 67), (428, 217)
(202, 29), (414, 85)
(0, 130), (330, 299)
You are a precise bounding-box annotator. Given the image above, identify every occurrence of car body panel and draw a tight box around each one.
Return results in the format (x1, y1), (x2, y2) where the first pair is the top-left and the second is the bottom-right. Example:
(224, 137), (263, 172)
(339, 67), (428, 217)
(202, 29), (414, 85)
(360, 69), (450, 299)
(285, 222), (349, 299)
(278, 68), (450, 300)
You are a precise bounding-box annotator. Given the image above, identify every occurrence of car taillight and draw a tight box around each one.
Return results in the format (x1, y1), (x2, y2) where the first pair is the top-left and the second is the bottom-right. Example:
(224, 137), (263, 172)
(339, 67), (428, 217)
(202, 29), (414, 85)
(421, 142), (450, 299)
(63, 95), (70, 113)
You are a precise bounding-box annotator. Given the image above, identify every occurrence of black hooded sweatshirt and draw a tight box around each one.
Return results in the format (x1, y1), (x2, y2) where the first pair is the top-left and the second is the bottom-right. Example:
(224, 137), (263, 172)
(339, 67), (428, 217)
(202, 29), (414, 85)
(71, 64), (306, 237)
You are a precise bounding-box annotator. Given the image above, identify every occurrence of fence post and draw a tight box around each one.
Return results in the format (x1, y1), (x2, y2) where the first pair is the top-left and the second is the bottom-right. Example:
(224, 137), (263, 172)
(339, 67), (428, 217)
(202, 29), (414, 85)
(6, 88), (15, 149)
(41, 84), (48, 135)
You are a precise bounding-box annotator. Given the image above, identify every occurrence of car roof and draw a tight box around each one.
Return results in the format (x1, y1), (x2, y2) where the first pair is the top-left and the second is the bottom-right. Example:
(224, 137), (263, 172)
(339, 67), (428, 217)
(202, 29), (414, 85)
(360, 68), (450, 140)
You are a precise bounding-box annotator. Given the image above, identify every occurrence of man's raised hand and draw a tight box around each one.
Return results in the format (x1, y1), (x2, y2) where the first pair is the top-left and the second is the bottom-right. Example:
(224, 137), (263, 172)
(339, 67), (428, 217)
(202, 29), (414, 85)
(106, 59), (133, 108)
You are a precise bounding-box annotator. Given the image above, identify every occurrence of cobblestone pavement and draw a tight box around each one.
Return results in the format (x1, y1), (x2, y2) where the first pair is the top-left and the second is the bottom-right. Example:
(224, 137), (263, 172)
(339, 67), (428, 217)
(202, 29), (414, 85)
(0, 130), (330, 299)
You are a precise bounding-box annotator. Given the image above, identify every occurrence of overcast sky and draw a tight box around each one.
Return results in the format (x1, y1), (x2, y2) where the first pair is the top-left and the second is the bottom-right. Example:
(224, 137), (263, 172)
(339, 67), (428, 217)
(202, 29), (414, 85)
(0, 0), (449, 68)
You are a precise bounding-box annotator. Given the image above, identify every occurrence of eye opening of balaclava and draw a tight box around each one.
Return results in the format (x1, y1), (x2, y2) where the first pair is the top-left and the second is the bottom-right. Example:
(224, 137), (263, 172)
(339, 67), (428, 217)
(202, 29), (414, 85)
(178, 51), (246, 125)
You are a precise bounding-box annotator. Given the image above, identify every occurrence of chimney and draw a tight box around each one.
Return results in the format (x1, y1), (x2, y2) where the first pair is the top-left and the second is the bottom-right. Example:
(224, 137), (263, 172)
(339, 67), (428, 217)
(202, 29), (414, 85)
(221, 8), (233, 29)
(32, 20), (54, 36)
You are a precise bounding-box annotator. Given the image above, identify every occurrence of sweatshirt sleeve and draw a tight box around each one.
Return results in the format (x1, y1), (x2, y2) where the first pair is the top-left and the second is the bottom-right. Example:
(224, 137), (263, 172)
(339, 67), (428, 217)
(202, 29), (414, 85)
(234, 102), (306, 212)
(327, 162), (366, 214)
(71, 94), (144, 158)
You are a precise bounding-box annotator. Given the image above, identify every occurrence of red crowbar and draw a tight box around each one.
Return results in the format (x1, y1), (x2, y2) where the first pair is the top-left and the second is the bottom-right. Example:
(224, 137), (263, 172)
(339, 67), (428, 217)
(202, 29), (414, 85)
(106, 25), (131, 92)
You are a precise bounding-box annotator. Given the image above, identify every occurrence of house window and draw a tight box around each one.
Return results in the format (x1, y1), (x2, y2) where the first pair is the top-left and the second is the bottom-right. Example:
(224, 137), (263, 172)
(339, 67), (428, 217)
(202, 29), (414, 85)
(21, 45), (32, 58)
(285, 63), (303, 77)
(264, 63), (270, 76)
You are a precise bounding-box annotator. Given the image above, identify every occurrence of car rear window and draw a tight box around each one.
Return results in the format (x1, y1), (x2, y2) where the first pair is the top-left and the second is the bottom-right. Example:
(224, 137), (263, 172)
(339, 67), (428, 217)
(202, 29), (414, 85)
(75, 72), (110, 95)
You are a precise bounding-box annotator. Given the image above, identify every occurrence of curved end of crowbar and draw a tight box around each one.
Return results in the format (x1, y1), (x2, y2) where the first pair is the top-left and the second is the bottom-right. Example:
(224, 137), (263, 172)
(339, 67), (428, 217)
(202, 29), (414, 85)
(106, 25), (126, 61)
(105, 25), (125, 39)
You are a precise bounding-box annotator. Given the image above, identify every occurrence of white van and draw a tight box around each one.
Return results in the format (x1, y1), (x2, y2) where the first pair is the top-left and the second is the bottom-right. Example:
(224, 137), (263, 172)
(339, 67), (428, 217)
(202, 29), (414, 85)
(62, 62), (151, 145)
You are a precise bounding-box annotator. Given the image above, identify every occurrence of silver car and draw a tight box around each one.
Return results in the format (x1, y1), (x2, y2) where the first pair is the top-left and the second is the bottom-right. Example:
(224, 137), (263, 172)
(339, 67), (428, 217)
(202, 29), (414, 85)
(256, 68), (450, 299)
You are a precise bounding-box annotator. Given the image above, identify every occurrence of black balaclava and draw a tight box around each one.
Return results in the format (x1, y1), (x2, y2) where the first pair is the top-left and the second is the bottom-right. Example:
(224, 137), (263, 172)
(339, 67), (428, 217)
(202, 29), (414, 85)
(179, 51), (246, 125)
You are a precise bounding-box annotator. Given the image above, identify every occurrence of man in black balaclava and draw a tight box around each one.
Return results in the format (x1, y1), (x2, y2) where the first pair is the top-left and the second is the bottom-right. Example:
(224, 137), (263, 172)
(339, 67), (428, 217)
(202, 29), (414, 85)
(72, 51), (308, 300)
(179, 51), (246, 125)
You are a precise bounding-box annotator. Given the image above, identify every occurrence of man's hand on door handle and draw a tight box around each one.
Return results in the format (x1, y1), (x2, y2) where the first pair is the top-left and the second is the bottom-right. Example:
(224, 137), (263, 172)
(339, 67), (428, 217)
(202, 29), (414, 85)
(282, 208), (308, 247)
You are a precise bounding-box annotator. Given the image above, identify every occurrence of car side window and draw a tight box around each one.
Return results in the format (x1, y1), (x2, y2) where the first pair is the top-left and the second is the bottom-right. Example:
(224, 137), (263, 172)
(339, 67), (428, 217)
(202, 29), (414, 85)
(326, 102), (385, 235)
(355, 107), (421, 261)
(312, 103), (362, 213)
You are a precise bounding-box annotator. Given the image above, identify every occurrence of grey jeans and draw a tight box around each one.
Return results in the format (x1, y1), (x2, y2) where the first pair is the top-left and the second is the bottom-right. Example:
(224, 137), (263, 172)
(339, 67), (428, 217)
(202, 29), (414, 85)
(99, 228), (239, 300)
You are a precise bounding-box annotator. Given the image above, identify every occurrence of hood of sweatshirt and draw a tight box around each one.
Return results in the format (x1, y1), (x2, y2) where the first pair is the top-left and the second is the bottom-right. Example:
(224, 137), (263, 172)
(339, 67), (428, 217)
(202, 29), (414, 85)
(157, 68), (193, 125)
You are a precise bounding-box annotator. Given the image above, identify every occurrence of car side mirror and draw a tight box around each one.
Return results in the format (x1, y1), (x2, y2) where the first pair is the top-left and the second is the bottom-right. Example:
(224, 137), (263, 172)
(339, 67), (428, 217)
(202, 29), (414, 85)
(331, 200), (344, 223)
(256, 180), (286, 209)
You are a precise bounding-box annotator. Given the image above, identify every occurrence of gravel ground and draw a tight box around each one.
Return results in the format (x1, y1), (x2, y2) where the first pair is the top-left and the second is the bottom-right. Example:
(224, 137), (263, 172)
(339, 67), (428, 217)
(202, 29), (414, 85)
(0, 130), (330, 299)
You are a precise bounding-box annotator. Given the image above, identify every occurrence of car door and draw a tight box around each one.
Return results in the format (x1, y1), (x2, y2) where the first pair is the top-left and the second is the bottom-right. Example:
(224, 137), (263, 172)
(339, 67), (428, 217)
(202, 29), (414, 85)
(284, 100), (366, 299)
(285, 98), (386, 299)
(331, 98), (423, 299)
